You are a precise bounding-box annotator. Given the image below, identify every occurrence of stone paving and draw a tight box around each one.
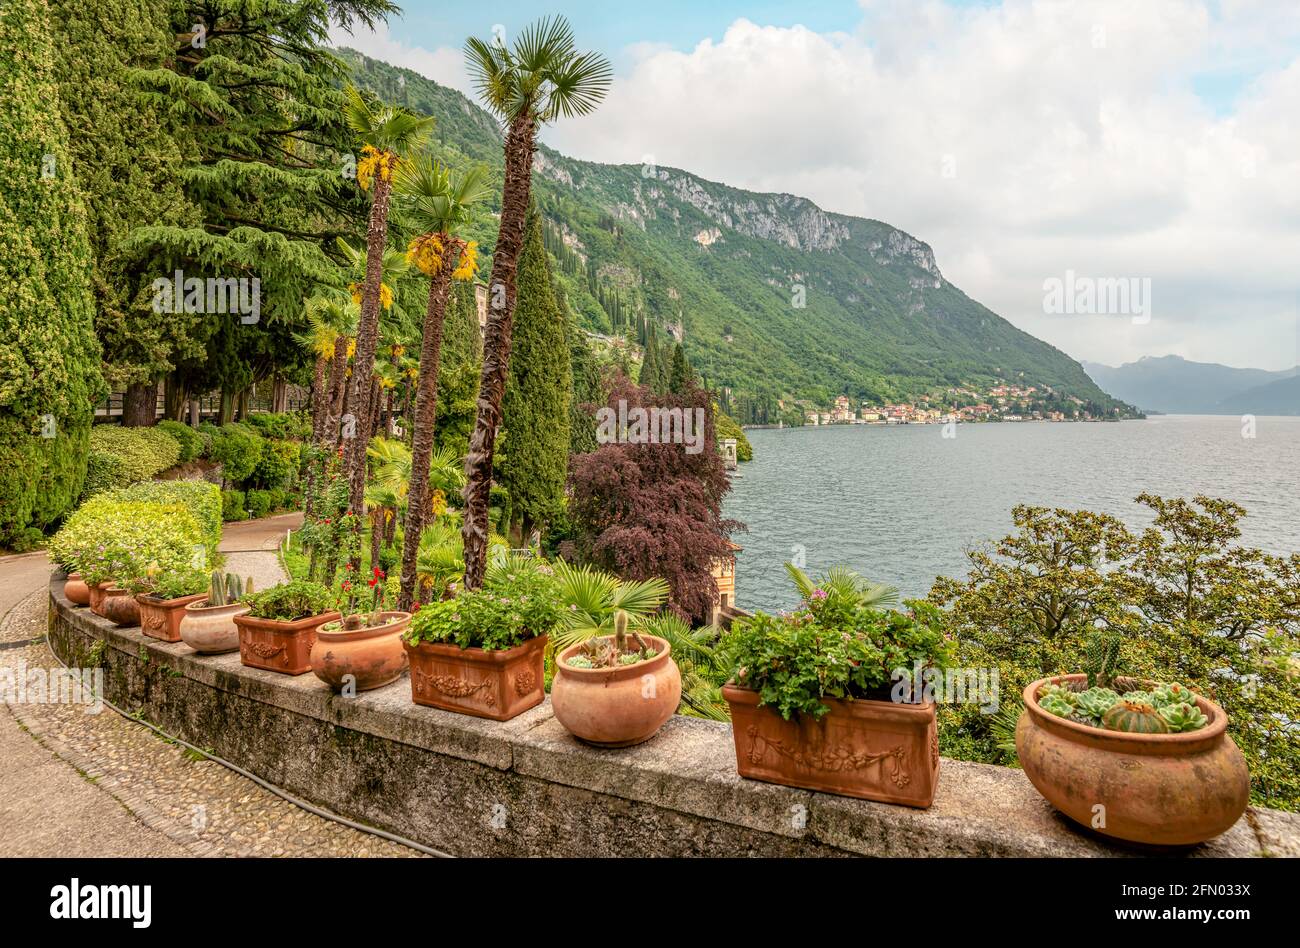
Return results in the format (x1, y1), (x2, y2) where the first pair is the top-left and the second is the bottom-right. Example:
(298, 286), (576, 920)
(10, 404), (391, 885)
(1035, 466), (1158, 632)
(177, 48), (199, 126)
(0, 515), (422, 858)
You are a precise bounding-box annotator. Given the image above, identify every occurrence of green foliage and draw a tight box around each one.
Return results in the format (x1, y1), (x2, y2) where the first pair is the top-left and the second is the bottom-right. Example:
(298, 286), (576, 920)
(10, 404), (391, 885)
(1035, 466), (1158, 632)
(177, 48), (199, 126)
(157, 420), (204, 463)
(221, 489), (247, 522)
(48, 495), (206, 587)
(500, 211), (572, 536)
(404, 558), (563, 651)
(242, 581), (332, 622)
(713, 407), (753, 462)
(142, 568), (209, 601)
(83, 426), (182, 495)
(932, 495), (1300, 808)
(725, 597), (952, 721)
(247, 438), (300, 490)
(245, 488), (271, 520)
(243, 411), (310, 441)
(550, 559), (669, 652)
(106, 480), (221, 559)
(0, 0), (106, 544)
(207, 423), (264, 483)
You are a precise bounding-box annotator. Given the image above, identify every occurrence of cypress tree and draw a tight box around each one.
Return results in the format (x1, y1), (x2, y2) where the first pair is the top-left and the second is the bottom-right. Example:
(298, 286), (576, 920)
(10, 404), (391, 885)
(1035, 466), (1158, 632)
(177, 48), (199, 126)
(50, 0), (202, 426)
(434, 280), (482, 455)
(0, 0), (105, 545)
(669, 342), (693, 394)
(641, 325), (662, 392)
(569, 322), (602, 455)
(500, 211), (572, 539)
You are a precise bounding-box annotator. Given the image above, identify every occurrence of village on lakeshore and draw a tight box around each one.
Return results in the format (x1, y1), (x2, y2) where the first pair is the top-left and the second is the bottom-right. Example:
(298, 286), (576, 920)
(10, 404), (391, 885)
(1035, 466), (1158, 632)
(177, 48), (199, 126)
(795, 384), (1119, 427)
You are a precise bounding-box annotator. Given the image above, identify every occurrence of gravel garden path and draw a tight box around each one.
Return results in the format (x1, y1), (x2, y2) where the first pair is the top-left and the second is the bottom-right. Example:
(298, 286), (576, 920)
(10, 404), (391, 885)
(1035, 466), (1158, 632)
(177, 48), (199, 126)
(0, 513), (421, 858)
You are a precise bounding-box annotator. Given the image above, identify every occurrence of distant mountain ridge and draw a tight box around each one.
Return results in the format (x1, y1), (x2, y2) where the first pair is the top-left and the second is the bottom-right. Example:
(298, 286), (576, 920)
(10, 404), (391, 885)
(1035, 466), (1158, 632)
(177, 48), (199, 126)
(339, 49), (1133, 420)
(1083, 355), (1299, 415)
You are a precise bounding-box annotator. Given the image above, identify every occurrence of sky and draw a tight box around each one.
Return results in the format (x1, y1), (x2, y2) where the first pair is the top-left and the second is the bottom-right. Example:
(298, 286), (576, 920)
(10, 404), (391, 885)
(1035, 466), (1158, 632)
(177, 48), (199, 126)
(331, 0), (1300, 371)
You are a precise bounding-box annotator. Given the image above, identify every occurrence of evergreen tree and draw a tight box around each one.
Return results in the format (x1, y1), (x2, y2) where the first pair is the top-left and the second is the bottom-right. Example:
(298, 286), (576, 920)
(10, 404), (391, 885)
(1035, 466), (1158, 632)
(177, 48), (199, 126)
(50, 0), (202, 426)
(641, 325), (662, 393)
(122, 1), (398, 424)
(434, 280), (482, 455)
(500, 211), (572, 540)
(569, 320), (603, 455)
(0, 0), (105, 545)
(669, 342), (693, 394)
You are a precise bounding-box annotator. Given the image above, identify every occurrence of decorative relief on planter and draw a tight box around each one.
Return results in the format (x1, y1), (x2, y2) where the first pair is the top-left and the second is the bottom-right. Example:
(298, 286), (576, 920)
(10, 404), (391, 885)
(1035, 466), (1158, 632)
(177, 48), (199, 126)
(417, 671), (495, 707)
(745, 727), (910, 787)
(404, 636), (547, 722)
(514, 668), (536, 697)
(723, 684), (940, 808)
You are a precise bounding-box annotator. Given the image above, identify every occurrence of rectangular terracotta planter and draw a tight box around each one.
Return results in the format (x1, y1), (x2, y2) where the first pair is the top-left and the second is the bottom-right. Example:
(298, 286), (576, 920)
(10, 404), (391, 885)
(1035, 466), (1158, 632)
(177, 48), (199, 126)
(404, 635), (546, 721)
(234, 611), (341, 676)
(136, 593), (206, 643)
(722, 684), (940, 808)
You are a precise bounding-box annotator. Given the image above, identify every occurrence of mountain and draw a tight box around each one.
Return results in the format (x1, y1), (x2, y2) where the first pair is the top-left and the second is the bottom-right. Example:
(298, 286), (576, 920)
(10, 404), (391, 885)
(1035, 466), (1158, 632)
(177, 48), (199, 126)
(339, 49), (1134, 421)
(1082, 355), (1298, 414)
(1217, 374), (1300, 415)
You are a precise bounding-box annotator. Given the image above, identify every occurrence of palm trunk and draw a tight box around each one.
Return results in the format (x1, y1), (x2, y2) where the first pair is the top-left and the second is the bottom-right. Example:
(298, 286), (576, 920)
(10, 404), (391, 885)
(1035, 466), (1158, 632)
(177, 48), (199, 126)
(461, 115), (537, 590)
(344, 168), (396, 564)
(324, 337), (349, 447)
(310, 355), (328, 441)
(398, 254), (455, 611)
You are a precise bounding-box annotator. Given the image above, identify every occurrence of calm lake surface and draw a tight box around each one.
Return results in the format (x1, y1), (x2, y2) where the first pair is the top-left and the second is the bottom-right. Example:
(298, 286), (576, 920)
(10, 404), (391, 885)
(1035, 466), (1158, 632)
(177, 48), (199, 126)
(723, 415), (1300, 614)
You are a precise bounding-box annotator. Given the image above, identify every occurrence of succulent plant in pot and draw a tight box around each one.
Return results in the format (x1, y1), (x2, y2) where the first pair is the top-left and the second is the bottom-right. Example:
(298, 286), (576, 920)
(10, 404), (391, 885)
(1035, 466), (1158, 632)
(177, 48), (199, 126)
(1016, 630), (1249, 846)
(719, 564), (952, 807)
(310, 567), (411, 693)
(179, 571), (255, 655)
(236, 581), (338, 675)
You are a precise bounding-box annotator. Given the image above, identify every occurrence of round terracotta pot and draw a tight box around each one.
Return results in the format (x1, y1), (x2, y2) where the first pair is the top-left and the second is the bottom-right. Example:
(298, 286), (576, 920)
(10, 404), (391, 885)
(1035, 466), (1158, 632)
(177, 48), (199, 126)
(88, 581), (113, 617)
(1016, 674), (1249, 846)
(310, 611), (411, 693)
(100, 586), (141, 627)
(551, 634), (681, 748)
(179, 601), (250, 655)
(63, 573), (91, 607)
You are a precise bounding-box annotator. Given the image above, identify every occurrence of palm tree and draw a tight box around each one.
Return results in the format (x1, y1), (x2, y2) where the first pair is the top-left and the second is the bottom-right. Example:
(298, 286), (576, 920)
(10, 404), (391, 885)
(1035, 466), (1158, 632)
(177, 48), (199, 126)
(297, 292), (355, 444)
(391, 157), (490, 610)
(460, 17), (612, 589)
(550, 560), (669, 653)
(340, 84), (434, 556)
(784, 562), (901, 610)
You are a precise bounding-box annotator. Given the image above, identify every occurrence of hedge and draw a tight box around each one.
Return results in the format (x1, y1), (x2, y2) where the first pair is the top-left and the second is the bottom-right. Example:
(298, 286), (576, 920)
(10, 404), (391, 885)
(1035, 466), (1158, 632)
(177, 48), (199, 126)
(0, 0), (105, 545)
(208, 423), (264, 483)
(48, 495), (206, 586)
(247, 438), (300, 490)
(83, 425), (181, 497)
(105, 480), (221, 559)
(221, 489), (247, 522)
(157, 419), (204, 463)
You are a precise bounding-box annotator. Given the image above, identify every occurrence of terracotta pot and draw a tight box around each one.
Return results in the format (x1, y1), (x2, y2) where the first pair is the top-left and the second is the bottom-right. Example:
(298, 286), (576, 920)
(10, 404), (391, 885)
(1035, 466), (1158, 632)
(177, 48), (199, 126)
(551, 635), (681, 748)
(179, 600), (249, 654)
(1016, 674), (1249, 846)
(88, 581), (113, 616)
(310, 611), (411, 692)
(723, 684), (940, 807)
(136, 593), (207, 643)
(405, 635), (547, 721)
(99, 586), (141, 627)
(63, 573), (91, 607)
(235, 611), (340, 676)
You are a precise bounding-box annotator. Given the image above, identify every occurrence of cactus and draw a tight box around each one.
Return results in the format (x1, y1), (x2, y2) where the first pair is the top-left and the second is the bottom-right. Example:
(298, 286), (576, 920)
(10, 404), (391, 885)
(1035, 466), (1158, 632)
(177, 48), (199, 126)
(208, 571), (253, 607)
(613, 609), (628, 655)
(1158, 701), (1209, 733)
(1102, 699), (1170, 734)
(1084, 630), (1123, 689)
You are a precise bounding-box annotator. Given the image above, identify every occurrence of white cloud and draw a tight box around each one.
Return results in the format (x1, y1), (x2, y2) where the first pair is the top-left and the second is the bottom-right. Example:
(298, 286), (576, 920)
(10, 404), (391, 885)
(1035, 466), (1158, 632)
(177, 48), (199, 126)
(328, 22), (471, 94)
(335, 1), (1300, 370)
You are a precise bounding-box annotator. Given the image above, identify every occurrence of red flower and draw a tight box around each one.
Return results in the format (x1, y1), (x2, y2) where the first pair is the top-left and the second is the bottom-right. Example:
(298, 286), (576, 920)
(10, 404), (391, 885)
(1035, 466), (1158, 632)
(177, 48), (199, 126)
(342, 580), (352, 591)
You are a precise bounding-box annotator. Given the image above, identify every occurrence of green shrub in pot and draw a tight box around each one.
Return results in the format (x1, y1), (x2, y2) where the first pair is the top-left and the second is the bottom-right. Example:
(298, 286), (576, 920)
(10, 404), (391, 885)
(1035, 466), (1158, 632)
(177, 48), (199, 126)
(242, 581), (333, 622)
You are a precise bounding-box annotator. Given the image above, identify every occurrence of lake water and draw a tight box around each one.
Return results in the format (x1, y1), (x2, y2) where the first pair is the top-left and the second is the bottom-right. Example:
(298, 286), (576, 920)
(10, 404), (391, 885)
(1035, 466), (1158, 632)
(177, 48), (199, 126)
(723, 415), (1300, 614)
